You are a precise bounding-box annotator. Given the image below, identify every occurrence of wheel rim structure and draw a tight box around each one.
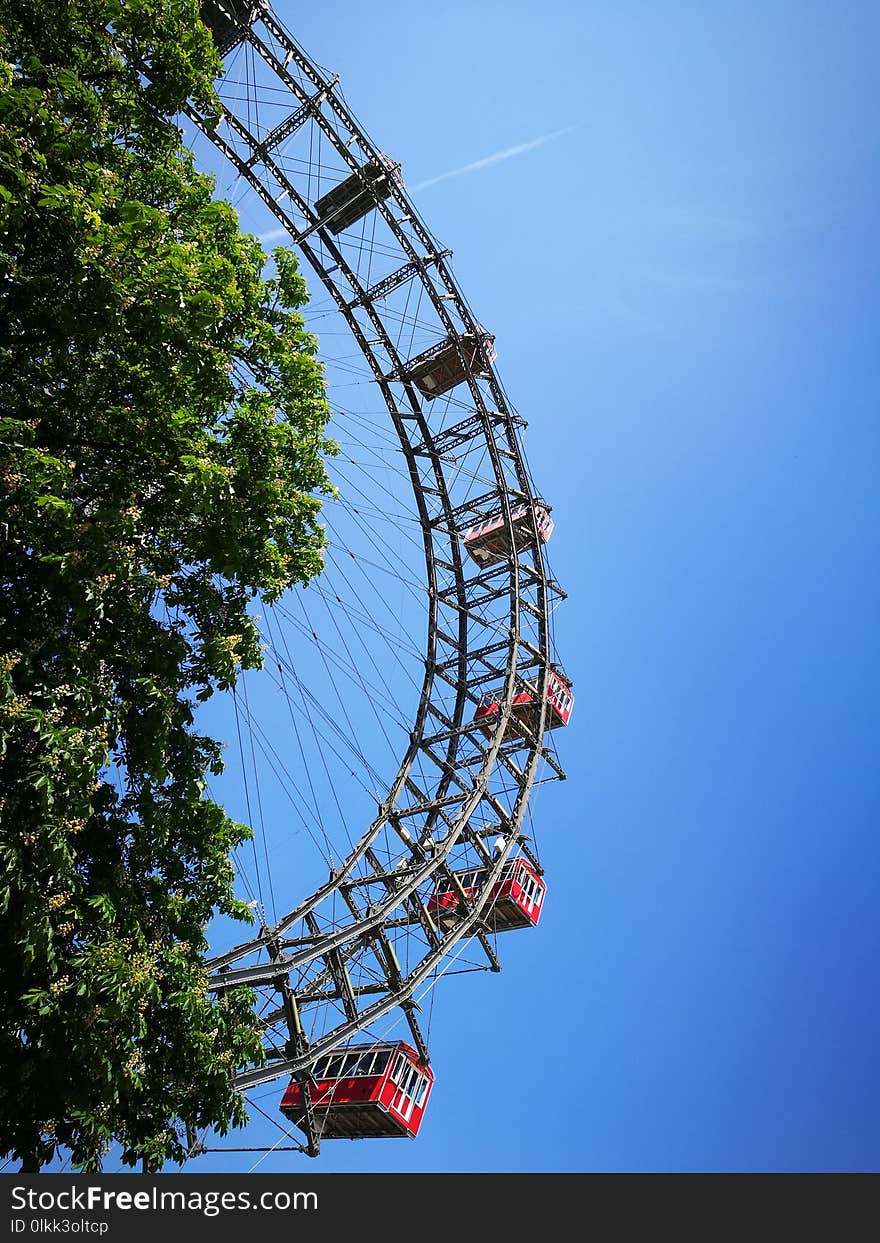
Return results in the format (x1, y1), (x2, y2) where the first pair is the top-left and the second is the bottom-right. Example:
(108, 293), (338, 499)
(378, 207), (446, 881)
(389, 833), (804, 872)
(181, 1), (570, 1157)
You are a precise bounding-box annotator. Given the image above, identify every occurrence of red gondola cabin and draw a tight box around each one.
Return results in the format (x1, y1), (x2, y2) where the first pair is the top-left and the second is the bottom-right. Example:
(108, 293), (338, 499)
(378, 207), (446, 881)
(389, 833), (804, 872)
(280, 1042), (433, 1140)
(313, 153), (402, 234)
(463, 502), (554, 567)
(427, 858), (546, 933)
(474, 669), (574, 740)
(407, 331), (496, 399)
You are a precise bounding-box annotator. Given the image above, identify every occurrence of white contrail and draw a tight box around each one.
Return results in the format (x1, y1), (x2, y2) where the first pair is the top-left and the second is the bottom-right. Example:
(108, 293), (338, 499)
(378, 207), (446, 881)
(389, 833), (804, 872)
(410, 124), (580, 191)
(256, 122), (579, 242)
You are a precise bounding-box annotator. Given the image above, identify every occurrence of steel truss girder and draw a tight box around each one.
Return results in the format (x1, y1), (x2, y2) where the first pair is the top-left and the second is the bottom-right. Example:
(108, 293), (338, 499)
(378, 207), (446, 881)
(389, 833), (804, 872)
(413, 411), (526, 460)
(440, 487), (528, 525)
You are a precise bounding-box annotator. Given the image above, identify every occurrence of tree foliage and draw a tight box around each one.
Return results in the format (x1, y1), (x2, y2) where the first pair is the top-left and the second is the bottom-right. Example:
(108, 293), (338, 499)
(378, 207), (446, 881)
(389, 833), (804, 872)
(0, 0), (335, 1170)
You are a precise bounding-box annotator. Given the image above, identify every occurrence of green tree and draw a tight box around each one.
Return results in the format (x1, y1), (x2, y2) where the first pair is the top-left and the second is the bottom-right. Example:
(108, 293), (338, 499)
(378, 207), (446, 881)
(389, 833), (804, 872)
(0, 0), (335, 1170)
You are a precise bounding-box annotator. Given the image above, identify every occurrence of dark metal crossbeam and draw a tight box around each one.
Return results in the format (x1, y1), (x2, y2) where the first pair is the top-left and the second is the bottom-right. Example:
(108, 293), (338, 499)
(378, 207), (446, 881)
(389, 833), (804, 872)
(245, 80), (338, 165)
(351, 250), (452, 307)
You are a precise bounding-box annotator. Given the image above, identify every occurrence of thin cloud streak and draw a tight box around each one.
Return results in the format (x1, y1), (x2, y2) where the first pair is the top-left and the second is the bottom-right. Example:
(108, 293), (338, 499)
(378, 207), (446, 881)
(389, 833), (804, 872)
(411, 124), (580, 191)
(258, 225), (290, 245)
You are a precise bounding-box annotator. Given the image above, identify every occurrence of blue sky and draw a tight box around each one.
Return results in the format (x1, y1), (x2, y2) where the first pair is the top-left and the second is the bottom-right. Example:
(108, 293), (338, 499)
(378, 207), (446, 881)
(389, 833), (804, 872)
(191, 0), (880, 1173)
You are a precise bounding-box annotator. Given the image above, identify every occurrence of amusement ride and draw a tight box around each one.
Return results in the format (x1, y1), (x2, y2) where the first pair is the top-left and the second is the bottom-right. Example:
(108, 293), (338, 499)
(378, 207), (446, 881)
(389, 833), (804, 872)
(180, 0), (574, 1159)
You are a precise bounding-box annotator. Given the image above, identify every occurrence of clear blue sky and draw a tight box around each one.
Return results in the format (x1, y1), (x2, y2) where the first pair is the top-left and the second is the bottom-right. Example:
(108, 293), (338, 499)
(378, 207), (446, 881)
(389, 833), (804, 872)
(189, 0), (880, 1174)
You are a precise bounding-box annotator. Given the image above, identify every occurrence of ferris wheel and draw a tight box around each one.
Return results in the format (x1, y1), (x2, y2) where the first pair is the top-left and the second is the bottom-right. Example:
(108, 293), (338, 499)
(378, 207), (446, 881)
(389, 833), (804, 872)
(184, 0), (573, 1159)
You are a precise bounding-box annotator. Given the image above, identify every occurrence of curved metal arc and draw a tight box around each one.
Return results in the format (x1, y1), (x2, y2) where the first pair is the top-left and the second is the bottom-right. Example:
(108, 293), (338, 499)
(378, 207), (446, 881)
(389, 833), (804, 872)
(241, 20), (536, 536)
(191, 87), (543, 798)
(186, 108), (512, 972)
(194, 3), (560, 1073)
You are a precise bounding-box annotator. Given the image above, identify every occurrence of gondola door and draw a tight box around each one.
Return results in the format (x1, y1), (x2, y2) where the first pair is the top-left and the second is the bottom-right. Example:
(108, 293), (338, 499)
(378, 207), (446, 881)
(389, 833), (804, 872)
(518, 863), (543, 921)
(389, 1051), (419, 1122)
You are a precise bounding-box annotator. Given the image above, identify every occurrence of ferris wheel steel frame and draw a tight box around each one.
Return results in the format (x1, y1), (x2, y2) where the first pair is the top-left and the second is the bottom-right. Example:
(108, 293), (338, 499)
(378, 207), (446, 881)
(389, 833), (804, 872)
(186, 1), (569, 1149)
